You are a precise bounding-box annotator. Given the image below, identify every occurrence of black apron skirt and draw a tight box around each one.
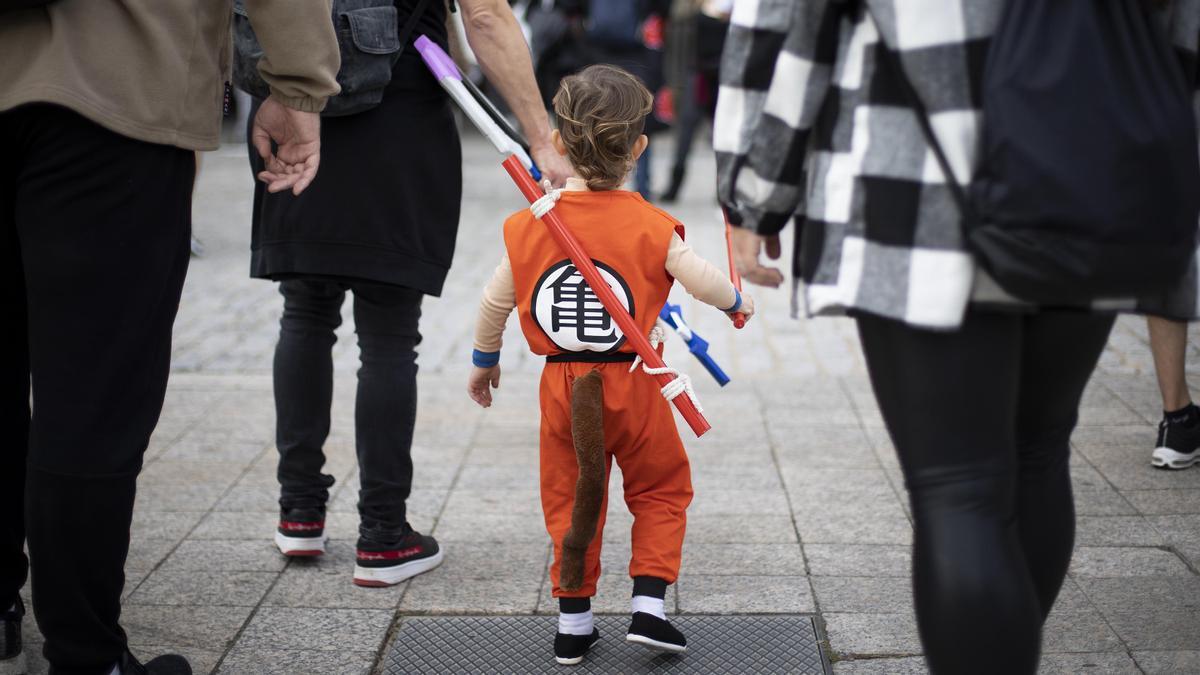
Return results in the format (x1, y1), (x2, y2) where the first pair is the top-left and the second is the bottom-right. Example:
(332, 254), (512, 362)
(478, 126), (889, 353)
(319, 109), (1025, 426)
(249, 45), (463, 297)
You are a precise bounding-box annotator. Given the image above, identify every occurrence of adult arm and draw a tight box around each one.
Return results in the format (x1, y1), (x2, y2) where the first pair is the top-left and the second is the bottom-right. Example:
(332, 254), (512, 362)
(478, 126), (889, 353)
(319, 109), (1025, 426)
(458, 0), (573, 186)
(713, 0), (840, 285)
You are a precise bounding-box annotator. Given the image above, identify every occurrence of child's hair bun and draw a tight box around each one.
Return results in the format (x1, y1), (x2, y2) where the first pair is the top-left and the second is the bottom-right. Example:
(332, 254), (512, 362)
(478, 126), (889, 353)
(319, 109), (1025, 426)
(552, 65), (654, 191)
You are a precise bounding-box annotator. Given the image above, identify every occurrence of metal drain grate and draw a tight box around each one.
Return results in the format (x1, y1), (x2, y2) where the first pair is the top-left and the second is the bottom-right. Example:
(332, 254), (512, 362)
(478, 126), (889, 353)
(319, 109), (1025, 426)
(384, 615), (828, 674)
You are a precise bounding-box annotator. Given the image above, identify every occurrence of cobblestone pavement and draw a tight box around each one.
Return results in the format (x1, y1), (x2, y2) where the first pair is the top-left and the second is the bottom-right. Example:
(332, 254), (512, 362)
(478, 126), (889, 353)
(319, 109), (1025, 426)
(19, 132), (1200, 674)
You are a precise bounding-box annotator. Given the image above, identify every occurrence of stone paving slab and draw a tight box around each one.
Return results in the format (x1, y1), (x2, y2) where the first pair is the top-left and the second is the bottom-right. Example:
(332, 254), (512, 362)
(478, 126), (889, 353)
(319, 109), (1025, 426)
(15, 135), (1200, 674)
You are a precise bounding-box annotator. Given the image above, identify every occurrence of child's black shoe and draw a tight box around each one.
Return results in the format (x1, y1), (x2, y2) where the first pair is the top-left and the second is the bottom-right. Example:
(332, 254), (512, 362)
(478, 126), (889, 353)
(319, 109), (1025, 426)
(625, 612), (686, 654)
(554, 628), (599, 666)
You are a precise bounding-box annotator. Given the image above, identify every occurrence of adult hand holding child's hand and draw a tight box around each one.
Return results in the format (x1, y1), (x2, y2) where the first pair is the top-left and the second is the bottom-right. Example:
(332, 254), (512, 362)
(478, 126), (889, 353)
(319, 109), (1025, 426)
(468, 365), (502, 408)
(731, 227), (785, 288)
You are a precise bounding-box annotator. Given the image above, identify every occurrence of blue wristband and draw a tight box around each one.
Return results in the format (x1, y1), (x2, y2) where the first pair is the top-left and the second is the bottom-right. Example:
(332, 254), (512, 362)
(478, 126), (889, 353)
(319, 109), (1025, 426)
(472, 349), (500, 368)
(721, 289), (743, 313)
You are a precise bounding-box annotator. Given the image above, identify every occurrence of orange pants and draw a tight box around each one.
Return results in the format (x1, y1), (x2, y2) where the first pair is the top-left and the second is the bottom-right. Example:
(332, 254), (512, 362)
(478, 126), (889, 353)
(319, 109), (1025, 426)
(540, 360), (693, 598)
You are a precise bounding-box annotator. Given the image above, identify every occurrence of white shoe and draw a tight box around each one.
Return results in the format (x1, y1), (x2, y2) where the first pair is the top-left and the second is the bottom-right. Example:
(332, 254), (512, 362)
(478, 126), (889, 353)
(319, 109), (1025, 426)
(274, 510), (327, 557)
(1151, 417), (1200, 470)
(274, 530), (327, 557)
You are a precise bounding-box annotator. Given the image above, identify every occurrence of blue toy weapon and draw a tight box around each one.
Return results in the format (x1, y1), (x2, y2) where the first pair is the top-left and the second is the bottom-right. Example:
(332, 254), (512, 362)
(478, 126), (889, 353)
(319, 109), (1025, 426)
(658, 303), (731, 387)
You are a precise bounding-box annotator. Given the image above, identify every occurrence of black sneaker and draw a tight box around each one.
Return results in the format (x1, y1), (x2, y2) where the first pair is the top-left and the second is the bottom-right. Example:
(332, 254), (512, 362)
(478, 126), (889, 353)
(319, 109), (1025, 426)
(626, 612), (686, 654)
(353, 530), (443, 587)
(554, 628), (599, 666)
(117, 649), (192, 675)
(1, 597), (23, 673)
(274, 507), (327, 557)
(1152, 416), (1200, 470)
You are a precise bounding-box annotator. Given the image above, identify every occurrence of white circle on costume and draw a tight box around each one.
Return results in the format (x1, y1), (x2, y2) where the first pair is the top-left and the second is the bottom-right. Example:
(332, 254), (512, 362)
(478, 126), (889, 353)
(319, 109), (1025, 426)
(531, 259), (634, 353)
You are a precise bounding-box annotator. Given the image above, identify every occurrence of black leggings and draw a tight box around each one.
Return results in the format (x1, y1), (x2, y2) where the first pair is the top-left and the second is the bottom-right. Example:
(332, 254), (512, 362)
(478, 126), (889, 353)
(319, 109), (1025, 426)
(274, 279), (423, 544)
(856, 309), (1114, 675)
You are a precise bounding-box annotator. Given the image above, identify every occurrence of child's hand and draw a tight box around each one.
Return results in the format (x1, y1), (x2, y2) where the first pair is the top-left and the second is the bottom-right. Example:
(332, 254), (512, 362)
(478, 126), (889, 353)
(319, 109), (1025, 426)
(729, 293), (756, 323)
(468, 365), (501, 408)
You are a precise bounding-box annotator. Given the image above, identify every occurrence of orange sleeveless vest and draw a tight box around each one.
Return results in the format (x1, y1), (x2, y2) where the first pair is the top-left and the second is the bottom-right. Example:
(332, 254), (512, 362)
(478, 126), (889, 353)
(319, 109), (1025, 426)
(503, 190), (684, 357)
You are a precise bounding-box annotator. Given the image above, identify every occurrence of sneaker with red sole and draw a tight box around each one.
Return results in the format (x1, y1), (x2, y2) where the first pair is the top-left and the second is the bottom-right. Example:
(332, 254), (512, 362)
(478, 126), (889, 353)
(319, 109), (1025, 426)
(274, 508), (327, 557)
(353, 530), (444, 587)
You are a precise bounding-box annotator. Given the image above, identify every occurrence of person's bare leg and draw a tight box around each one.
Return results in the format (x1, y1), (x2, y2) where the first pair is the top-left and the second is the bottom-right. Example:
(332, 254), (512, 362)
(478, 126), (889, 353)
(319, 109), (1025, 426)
(1148, 316), (1200, 469)
(1148, 316), (1191, 412)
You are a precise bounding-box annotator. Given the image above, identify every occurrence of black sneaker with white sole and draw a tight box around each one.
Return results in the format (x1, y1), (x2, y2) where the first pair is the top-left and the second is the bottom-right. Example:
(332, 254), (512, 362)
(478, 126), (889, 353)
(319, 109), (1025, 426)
(1, 597), (23, 674)
(554, 629), (599, 666)
(274, 507), (327, 557)
(1152, 416), (1200, 470)
(117, 649), (192, 675)
(353, 530), (443, 587)
(626, 612), (687, 654)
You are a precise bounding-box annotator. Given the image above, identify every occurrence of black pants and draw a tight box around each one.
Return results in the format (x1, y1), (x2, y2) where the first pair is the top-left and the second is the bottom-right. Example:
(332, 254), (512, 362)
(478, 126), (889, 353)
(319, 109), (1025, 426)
(0, 105), (193, 674)
(274, 279), (422, 543)
(856, 309), (1115, 675)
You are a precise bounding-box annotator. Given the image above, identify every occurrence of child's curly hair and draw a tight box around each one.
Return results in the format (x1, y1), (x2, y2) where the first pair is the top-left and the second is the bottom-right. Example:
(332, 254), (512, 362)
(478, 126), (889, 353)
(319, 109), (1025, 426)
(552, 64), (654, 191)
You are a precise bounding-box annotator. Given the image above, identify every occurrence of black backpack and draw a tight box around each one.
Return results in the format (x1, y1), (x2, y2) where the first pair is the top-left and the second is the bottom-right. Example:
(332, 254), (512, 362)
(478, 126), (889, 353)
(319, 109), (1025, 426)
(233, 0), (432, 117)
(871, 0), (1200, 303)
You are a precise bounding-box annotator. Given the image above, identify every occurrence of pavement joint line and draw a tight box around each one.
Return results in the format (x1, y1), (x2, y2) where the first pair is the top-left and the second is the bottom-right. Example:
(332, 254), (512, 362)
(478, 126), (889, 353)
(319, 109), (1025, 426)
(124, 385), (254, 604)
(835, 374), (915, 533)
(1157, 544), (1200, 576)
(369, 409), (487, 675)
(185, 388), (296, 674)
(759, 373), (816, 586)
(1099, 376), (1157, 427)
(1068, 437), (1143, 517)
(536, 533), (553, 615)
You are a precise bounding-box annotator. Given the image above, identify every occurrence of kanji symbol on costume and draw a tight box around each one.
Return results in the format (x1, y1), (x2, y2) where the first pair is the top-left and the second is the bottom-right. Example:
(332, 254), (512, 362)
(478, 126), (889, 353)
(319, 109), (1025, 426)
(532, 259), (634, 352)
(548, 264), (617, 344)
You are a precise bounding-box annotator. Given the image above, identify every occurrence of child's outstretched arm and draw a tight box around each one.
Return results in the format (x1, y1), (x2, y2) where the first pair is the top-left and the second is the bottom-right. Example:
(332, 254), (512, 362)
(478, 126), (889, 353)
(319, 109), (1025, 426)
(468, 254), (517, 408)
(665, 233), (756, 322)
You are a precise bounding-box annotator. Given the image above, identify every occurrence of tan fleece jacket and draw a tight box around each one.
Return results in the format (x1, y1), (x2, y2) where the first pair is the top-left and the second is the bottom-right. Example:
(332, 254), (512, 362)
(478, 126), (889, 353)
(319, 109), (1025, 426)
(0, 0), (341, 151)
(473, 180), (738, 353)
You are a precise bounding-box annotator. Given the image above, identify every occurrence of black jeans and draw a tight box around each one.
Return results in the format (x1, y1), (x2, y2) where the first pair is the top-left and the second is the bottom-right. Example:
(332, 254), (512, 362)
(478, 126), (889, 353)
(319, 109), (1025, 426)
(0, 105), (193, 674)
(856, 309), (1115, 675)
(274, 279), (422, 543)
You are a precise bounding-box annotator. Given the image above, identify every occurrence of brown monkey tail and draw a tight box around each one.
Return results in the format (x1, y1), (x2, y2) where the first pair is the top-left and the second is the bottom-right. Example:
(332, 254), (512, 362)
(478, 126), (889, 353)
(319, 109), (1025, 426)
(559, 370), (606, 592)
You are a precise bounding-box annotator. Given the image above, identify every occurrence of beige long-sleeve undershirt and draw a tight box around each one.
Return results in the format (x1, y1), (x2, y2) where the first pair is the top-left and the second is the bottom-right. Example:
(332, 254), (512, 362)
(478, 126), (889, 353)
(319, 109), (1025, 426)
(472, 232), (738, 354)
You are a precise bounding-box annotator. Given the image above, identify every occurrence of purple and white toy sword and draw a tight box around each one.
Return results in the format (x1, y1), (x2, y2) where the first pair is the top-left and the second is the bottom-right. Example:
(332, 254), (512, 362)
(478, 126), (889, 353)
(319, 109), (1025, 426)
(415, 35), (541, 181)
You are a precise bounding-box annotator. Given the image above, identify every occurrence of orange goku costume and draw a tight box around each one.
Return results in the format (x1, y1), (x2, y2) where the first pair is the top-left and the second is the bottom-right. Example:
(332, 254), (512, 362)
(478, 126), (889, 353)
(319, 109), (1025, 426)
(471, 179), (741, 599)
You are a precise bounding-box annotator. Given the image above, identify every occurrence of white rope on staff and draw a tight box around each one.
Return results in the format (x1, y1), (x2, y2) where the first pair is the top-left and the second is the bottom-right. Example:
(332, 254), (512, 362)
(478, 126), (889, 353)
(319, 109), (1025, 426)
(529, 180), (561, 219)
(630, 326), (704, 412)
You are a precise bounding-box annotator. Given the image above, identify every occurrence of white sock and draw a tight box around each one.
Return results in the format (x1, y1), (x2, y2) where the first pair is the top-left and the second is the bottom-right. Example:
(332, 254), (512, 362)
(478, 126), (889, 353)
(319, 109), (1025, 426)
(558, 609), (594, 636)
(109, 664), (121, 675)
(632, 594), (666, 620)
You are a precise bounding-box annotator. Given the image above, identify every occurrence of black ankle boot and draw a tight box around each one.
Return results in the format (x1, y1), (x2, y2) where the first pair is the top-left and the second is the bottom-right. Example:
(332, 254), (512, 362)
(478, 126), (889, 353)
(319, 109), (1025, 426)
(660, 165), (686, 203)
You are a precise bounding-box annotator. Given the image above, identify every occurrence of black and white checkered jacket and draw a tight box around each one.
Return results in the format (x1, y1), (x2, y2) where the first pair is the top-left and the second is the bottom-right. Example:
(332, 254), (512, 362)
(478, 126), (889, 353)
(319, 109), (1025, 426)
(715, 0), (1200, 329)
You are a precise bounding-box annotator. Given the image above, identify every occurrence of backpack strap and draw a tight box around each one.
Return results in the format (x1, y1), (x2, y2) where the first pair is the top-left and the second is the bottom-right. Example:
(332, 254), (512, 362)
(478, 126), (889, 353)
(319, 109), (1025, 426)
(398, 0), (436, 53)
(862, 5), (977, 225)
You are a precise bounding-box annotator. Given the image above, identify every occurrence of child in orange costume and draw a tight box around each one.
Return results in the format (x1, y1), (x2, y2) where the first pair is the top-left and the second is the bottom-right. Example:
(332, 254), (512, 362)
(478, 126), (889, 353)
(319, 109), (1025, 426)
(467, 64), (753, 666)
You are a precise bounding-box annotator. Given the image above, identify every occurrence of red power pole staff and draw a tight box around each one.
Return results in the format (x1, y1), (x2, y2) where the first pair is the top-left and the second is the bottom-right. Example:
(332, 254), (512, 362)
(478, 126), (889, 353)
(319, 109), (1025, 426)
(502, 156), (712, 438)
(724, 215), (747, 329)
